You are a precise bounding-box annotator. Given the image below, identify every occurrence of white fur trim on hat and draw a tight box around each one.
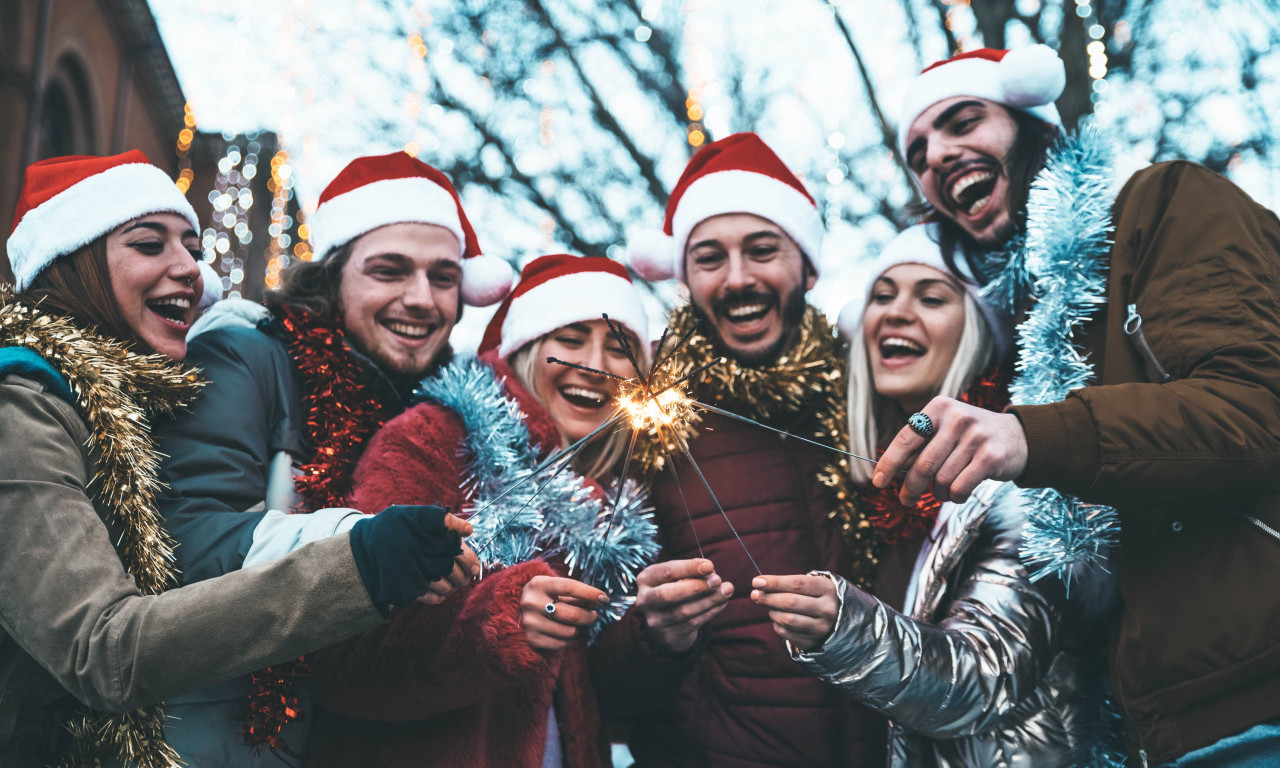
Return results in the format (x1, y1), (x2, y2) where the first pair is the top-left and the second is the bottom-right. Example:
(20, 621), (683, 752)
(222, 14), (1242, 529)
(307, 176), (465, 260)
(627, 228), (677, 282)
(460, 254), (516, 307)
(497, 271), (648, 358)
(8, 163), (199, 292)
(670, 170), (824, 282)
(897, 45), (1065, 158)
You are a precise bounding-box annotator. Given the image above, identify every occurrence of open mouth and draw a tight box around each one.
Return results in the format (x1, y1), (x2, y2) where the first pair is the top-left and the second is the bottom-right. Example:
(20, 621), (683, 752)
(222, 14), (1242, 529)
(558, 385), (609, 410)
(946, 169), (998, 216)
(146, 296), (192, 327)
(879, 336), (925, 360)
(382, 319), (437, 340)
(720, 300), (774, 326)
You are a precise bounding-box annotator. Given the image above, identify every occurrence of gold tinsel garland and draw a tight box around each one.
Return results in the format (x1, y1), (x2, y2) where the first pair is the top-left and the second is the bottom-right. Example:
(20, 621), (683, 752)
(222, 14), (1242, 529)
(633, 305), (879, 588)
(0, 291), (202, 768)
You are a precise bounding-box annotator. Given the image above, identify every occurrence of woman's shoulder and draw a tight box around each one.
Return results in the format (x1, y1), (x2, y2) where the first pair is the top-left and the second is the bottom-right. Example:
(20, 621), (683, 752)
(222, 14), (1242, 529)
(0, 369), (90, 465)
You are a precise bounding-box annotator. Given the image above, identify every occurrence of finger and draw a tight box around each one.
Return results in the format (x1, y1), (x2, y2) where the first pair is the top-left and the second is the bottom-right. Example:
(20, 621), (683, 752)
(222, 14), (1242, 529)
(455, 546), (481, 579)
(522, 611), (583, 641)
(931, 439), (977, 503)
(750, 590), (830, 619)
(751, 574), (831, 598)
(872, 423), (927, 489)
(547, 601), (600, 628)
(638, 573), (723, 610)
(416, 592), (447, 606)
(443, 512), (473, 537)
(766, 609), (831, 637)
(539, 576), (609, 605)
(644, 582), (733, 629)
(636, 558), (716, 588)
(900, 417), (962, 505)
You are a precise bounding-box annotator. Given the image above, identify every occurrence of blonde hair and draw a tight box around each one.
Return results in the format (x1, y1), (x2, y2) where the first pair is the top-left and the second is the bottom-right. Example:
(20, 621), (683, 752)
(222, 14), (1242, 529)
(508, 331), (650, 482)
(846, 291), (995, 485)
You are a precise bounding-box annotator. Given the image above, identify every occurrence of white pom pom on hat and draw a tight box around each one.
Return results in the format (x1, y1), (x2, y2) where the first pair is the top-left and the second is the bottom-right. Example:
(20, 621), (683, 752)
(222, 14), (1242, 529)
(460, 254), (516, 307)
(897, 45), (1066, 158)
(627, 228), (678, 282)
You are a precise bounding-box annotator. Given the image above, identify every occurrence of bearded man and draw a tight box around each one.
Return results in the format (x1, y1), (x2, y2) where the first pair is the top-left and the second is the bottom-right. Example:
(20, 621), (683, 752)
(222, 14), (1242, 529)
(591, 133), (902, 767)
(873, 46), (1280, 766)
(153, 152), (512, 767)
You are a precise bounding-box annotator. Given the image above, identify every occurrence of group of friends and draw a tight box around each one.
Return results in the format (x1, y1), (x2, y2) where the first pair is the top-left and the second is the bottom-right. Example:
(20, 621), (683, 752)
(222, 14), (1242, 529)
(2, 42), (1279, 768)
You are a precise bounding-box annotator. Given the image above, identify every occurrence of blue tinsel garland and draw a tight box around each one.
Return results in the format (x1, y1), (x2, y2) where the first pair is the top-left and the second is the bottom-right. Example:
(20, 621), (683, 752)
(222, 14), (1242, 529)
(982, 123), (1122, 588)
(417, 356), (660, 634)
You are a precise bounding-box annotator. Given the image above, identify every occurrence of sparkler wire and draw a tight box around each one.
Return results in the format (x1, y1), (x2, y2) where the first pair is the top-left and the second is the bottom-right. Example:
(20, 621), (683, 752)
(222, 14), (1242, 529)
(672, 431), (762, 576)
(661, 443), (705, 559)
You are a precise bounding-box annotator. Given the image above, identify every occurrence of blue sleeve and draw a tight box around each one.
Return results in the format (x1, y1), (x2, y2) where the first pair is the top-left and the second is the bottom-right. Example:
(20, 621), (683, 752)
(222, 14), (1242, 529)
(154, 327), (301, 583)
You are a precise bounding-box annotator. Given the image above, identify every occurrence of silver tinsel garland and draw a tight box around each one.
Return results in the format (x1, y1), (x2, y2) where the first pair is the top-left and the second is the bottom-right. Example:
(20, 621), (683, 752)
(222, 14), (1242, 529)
(417, 357), (659, 633)
(983, 123), (1122, 588)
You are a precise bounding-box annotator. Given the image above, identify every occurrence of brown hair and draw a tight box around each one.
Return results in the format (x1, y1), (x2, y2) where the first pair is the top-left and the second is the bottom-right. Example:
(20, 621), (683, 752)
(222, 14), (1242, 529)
(19, 236), (141, 346)
(263, 242), (353, 317)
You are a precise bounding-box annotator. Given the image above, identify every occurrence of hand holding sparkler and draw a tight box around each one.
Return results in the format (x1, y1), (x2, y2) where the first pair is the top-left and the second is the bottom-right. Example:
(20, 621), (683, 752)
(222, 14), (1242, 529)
(418, 513), (481, 605)
(750, 572), (841, 653)
(633, 559), (734, 653)
(520, 575), (610, 656)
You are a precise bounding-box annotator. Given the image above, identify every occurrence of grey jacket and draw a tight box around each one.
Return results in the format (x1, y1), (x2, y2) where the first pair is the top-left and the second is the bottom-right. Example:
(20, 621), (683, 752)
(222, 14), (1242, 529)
(795, 481), (1116, 768)
(0, 372), (385, 767)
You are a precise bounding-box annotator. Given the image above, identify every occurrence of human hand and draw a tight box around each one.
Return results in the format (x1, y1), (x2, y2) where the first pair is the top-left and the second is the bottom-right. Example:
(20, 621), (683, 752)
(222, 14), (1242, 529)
(349, 504), (463, 609)
(872, 397), (1028, 505)
(750, 573), (839, 652)
(520, 575), (608, 656)
(633, 559), (733, 653)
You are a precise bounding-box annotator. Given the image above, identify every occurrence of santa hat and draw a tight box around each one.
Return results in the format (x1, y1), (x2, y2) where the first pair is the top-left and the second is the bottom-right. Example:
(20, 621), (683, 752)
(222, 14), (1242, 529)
(898, 45), (1066, 158)
(307, 152), (514, 306)
(628, 132), (823, 283)
(479, 253), (648, 359)
(838, 223), (1009, 356)
(8, 150), (200, 292)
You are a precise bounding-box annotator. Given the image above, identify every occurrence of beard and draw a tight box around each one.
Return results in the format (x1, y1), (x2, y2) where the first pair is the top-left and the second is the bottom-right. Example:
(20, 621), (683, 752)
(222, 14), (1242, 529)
(693, 280), (808, 367)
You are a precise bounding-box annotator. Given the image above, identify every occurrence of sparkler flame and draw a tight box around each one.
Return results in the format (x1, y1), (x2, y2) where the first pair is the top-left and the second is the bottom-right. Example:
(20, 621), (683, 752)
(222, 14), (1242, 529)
(618, 382), (694, 433)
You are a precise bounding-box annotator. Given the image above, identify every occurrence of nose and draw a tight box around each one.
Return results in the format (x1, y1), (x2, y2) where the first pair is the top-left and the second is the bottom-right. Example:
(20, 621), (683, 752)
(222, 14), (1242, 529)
(581, 336), (608, 376)
(884, 293), (917, 325)
(401, 272), (438, 312)
(925, 133), (962, 173)
(169, 246), (201, 287)
(723, 251), (756, 292)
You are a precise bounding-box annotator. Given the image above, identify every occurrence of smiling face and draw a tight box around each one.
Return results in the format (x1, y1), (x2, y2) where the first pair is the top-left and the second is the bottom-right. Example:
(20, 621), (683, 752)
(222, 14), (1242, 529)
(684, 213), (815, 366)
(105, 213), (202, 360)
(863, 263), (967, 413)
(529, 320), (636, 443)
(905, 97), (1021, 249)
(337, 222), (461, 377)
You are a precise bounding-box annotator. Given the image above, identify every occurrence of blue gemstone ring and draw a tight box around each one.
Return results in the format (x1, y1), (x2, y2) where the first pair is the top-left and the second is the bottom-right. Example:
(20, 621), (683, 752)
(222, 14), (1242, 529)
(907, 412), (935, 440)
(544, 602), (557, 616)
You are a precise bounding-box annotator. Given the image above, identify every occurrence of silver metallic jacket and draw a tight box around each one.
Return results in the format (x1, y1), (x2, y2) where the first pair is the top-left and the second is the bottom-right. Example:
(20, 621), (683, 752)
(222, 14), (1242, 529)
(795, 481), (1115, 768)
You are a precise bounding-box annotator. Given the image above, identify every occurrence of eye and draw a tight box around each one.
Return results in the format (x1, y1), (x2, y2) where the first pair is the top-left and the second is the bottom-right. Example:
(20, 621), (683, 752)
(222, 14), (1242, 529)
(748, 244), (779, 259)
(921, 295), (946, 307)
(554, 335), (585, 347)
(692, 250), (725, 267)
(870, 289), (895, 304)
(430, 271), (460, 288)
(129, 240), (165, 255)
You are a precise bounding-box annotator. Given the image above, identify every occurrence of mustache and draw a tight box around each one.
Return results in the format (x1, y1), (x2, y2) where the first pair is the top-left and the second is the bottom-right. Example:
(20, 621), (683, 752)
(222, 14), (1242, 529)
(711, 289), (777, 317)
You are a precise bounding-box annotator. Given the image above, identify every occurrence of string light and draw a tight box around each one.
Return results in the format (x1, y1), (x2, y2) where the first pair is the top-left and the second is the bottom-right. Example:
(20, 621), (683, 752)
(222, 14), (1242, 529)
(174, 102), (196, 194)
(1078, 0), (1109, 103)
(264, 148), (303, 289)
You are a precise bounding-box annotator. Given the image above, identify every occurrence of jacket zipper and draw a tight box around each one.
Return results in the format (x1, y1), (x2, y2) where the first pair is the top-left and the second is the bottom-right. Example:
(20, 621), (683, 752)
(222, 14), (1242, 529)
(1124, 304), (1172, 383)
(1233, 510), (1280, 545)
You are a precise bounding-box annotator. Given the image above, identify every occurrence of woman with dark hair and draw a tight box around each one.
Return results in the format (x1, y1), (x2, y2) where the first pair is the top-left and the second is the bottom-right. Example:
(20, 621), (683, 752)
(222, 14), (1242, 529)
(306, 254), (659, 768)
(753, 225), (1117, 768)
(0, 151), (466, 768)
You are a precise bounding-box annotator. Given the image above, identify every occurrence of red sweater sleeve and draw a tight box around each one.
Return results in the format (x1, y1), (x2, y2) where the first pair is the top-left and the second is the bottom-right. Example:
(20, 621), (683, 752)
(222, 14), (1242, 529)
(310, 559), (560, 721)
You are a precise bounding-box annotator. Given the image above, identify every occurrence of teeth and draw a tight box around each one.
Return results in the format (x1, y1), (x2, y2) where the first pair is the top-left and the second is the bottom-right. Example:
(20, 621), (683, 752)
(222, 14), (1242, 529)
(881, 337), (924, 353)
(149, 297), (191, 310)
(561, 386), (605, 405)
(385, 321), (430, 338)
(948, 170), (995, 212)
(726, 303), (768, 319)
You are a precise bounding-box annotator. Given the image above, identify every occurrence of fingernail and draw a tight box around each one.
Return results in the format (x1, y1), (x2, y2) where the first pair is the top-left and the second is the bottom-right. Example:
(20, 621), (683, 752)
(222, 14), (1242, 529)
(872, 472), (885, 488)
(750, 589), (760, 601)
(752, 577), (765, 589)
(597, 594), (610, 604)
(707, 574), (722, 588)
(721, 583), (733, 596)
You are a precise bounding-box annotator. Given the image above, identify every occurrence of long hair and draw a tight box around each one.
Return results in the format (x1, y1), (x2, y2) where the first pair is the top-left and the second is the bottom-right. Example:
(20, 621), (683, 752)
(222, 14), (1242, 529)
(19, 236), (142, 348)
(508, 334), (650, 482)
(263, 242), (353, 317)
(846, 290), (995, 485)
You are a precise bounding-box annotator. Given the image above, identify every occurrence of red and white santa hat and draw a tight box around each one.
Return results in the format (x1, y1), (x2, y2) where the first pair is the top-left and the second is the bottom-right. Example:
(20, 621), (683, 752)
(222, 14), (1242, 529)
(897, 45), (1066, 158)
(307, 152), (514, 306)
(8, 150), (200, 292)
(838, 223), (1010, 356)
(628, 132), (824, 283)
(479, 253), (648, 358)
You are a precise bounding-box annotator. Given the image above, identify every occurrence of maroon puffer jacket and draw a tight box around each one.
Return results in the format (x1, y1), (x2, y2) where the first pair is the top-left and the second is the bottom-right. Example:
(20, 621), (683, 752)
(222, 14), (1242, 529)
(591, 408), (888, 768)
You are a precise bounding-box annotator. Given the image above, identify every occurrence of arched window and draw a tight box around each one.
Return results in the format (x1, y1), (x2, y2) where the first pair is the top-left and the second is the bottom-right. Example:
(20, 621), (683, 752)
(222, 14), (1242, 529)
(37, 53), (96, 159)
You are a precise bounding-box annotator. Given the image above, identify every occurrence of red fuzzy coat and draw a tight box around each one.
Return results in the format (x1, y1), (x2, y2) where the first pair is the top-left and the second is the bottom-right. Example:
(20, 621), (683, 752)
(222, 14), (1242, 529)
(306, 355), (608, 768)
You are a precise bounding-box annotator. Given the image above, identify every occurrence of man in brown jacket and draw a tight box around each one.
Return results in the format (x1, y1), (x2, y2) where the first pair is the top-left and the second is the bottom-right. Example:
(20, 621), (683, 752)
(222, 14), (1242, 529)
(874, 46), (1280, 766)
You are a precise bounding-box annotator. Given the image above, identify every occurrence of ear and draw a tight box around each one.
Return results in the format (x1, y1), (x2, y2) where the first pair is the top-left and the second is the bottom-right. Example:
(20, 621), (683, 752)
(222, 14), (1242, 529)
(804, 261), (818, 292)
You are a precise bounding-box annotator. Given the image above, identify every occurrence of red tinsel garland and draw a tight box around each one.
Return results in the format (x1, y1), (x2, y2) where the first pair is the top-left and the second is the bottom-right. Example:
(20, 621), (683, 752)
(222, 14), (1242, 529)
(242, 306), (400, 753)
(860, 366), (1011, 544)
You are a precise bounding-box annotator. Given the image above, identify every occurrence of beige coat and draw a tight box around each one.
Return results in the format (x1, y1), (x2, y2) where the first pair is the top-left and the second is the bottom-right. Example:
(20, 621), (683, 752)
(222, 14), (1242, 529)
(0, 372), (384, 765)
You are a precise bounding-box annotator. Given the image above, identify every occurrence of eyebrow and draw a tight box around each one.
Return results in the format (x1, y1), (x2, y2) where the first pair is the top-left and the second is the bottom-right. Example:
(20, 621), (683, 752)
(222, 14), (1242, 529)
(362, 253), (460, 271)
(905, 99), (987, 165)
(873, 275), (962, 292)
(120, 220), (199, 240)
(688, 229), (781, 252)
(563, 322), (592, 334)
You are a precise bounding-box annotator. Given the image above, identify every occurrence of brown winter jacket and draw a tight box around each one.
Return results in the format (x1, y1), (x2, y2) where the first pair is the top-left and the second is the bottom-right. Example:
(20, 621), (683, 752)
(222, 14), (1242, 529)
(591, 402), (889, 767)
(1010, 161), (1280, 765)
(0, 372), (384, 766)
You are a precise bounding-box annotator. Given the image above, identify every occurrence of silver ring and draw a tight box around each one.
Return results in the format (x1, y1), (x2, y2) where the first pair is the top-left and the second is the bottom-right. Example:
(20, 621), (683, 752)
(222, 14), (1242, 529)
(544, 601), (557, 616)
(907, 412), (935, 440)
